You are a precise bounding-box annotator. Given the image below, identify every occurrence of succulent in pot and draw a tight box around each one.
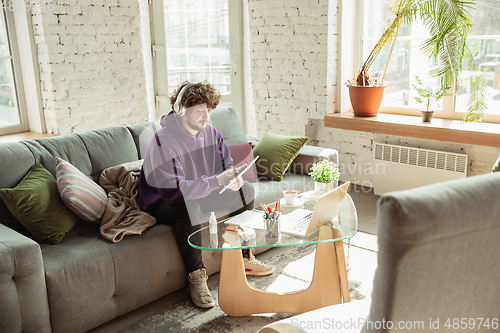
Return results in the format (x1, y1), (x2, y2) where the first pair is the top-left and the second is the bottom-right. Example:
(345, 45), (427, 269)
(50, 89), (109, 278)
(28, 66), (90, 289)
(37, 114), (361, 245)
(413, 75), (452, 122)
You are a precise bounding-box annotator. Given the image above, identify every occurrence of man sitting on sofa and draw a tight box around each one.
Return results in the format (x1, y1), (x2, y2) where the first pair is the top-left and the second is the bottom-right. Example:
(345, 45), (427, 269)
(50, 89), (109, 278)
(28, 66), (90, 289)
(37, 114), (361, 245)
(138, 81), (273, 309)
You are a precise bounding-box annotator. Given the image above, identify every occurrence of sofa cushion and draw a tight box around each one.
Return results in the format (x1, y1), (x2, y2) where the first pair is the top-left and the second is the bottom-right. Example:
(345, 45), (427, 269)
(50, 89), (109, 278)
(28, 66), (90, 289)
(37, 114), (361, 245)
(0, 163), (79, 245)
(228, 143), (258, 183)
(253, 132), (308, 181)
(56, 157), (108, 223)
(0, 141), (37, 237)
(41, 228), (118, 333)
(126, 121), (161, 159)
(290, 145), (339, 175)
(40, 224), (184, 333)
(247, 135), (260, 148)
(0, 142), (36, 189)
(209, 107), (248, 146)
(77, 126), (139, 182)
(22, 134), (93, 179)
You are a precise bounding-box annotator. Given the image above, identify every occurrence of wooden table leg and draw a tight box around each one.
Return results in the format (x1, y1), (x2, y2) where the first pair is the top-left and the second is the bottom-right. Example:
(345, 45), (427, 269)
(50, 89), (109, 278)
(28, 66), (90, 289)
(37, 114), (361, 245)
(218, 225), (350, 316)
(334, 228), (350, 303)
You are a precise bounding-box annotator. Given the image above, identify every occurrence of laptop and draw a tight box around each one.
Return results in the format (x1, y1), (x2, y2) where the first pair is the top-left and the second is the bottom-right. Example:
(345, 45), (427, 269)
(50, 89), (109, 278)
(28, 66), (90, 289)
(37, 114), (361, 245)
(281, 181), (350, 237)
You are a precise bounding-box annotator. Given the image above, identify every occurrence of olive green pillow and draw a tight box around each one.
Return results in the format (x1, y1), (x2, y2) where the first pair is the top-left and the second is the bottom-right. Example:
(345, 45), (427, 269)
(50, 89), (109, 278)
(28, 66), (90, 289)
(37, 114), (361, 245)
(252, 132), (308, 181)
(0, 163), (79, 245)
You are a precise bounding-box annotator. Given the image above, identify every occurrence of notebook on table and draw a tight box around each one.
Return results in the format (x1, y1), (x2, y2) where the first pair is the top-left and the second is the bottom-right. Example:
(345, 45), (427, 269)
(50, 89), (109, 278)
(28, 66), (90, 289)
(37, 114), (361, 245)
(281, 181), (350, 237)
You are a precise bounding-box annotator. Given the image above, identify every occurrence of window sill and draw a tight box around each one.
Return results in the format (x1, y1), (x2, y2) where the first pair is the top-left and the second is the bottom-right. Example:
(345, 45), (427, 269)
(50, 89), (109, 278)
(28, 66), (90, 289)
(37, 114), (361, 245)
(323, 112), (500, 148)
(0, 131), (57, 143)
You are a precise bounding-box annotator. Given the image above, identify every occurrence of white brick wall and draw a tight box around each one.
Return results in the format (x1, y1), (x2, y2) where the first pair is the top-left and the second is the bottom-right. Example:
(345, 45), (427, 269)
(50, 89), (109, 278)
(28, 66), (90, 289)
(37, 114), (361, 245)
(32, 0), (148, 135)
(248, 0), (336, 137)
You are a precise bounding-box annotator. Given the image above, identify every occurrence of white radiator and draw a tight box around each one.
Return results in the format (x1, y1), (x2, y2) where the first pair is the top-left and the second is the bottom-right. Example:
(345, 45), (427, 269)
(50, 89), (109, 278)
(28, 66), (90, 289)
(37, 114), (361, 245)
(372, 143), (468, 195)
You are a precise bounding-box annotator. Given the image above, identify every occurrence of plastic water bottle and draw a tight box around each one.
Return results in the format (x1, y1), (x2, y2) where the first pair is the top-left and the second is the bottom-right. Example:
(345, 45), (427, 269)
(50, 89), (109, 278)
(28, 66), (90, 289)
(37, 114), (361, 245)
(209, 212), (217, 235)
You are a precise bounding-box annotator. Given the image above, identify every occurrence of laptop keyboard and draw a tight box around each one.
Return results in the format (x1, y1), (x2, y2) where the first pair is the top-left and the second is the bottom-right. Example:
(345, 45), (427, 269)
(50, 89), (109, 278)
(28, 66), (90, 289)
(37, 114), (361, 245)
(288, 212), (313, 232)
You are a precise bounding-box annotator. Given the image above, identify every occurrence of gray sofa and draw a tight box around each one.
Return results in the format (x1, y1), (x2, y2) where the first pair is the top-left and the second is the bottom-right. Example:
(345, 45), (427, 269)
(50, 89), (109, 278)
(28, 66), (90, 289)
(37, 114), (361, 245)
(0, 107), (338, 333)
(258, 172), (500, 333)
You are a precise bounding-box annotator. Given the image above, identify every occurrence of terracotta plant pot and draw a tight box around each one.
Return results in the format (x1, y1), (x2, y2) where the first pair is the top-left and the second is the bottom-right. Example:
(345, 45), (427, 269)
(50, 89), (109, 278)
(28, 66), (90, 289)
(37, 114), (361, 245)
(347, 85), (386, 117)
(421, 110), (434, 122)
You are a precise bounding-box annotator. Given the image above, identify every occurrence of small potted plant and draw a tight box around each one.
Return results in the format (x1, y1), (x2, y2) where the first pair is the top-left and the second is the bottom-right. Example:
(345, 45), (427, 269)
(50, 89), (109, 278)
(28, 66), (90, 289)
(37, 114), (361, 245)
(309, 159), (340, 193)
(413, 75), (451, 122)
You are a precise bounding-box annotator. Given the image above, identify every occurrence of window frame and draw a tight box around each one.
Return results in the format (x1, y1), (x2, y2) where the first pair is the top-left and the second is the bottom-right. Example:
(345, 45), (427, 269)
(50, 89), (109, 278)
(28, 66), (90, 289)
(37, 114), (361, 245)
(149, 0), (244, 123)
(338, 0), (500, 124)
(0, 8), (29, 135)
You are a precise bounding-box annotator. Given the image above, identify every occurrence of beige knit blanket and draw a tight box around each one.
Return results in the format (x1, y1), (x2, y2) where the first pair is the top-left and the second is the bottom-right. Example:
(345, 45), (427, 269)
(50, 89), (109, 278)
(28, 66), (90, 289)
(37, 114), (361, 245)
(99, 159), (156, 242)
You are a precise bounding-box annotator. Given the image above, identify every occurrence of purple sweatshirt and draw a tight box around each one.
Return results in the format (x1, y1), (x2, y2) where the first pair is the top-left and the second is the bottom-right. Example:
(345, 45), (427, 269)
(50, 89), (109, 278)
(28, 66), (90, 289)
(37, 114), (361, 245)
(138, 111), (234, 211)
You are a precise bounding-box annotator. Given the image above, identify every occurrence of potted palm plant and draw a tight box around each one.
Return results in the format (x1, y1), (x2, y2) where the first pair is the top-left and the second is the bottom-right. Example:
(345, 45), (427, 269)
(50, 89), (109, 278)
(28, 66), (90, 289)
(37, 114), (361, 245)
(413, 76), (451, 122)
(345, 0), (415, 116)
(346, 0), (487, 122)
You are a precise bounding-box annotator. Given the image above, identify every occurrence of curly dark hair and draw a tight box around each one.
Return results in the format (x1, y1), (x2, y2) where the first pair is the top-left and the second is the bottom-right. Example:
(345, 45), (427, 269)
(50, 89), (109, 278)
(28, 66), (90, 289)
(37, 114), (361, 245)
(170, 81), (221, 111)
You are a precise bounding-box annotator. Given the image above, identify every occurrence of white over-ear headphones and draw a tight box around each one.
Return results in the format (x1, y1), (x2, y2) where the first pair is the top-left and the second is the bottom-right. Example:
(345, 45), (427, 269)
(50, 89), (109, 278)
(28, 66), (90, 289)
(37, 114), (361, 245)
(173, 82), (196, 117)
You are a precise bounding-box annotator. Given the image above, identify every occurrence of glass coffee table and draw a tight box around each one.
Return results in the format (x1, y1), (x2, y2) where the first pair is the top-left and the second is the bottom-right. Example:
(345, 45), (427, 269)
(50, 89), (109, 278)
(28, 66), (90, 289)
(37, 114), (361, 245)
(188, 190), (358, 316)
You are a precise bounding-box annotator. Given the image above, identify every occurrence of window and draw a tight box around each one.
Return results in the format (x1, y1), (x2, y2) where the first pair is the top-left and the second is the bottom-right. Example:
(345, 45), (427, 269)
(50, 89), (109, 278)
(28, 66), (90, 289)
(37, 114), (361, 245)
(164, 0), (230, 94)
(150, 0), (243, 118)
(360, 0), (500, 118)
(0, 9), (28, 134)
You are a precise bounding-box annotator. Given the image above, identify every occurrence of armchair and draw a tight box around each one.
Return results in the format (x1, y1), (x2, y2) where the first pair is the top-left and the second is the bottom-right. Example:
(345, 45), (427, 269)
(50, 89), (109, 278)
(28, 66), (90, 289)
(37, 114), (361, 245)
(259, 172), (500, 332)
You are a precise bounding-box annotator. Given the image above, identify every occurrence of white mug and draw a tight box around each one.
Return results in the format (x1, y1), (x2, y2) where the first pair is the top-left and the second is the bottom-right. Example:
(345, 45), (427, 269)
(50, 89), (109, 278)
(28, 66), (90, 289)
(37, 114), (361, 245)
(283, 190), (298, 206)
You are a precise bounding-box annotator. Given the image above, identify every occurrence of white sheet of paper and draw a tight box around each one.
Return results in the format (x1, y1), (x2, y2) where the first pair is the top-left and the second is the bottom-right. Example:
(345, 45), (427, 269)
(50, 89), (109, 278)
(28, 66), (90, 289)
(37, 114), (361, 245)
(225, 210), (264, 229)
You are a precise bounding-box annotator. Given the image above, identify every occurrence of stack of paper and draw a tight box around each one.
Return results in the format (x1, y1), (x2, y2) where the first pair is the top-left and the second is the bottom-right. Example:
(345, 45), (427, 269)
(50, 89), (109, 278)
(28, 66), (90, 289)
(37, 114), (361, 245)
(226, 210), (264, 229)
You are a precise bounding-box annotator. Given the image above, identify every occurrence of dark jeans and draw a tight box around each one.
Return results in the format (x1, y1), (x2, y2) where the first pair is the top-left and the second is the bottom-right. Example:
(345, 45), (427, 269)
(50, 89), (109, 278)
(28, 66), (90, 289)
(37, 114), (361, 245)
(149, 181), (255, 273)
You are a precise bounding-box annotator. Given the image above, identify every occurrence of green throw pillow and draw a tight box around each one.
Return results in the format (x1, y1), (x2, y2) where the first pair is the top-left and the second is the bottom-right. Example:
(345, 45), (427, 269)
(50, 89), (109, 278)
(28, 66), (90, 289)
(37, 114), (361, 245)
(252, 132), (308, 181)
(0, 163), (79, 245)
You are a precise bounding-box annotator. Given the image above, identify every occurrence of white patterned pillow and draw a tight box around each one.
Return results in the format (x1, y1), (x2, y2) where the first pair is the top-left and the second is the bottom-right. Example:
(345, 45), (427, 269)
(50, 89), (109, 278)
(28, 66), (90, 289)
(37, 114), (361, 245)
(55, 157), (107, 223)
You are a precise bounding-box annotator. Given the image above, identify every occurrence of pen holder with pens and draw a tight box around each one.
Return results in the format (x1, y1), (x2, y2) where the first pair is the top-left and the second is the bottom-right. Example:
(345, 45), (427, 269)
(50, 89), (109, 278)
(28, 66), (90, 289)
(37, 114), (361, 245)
(263, 214), (281, 239)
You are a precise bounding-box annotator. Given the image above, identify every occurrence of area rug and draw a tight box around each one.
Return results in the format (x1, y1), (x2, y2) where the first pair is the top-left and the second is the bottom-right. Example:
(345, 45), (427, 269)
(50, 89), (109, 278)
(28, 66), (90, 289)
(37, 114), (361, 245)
(118, 243), (374, 333)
